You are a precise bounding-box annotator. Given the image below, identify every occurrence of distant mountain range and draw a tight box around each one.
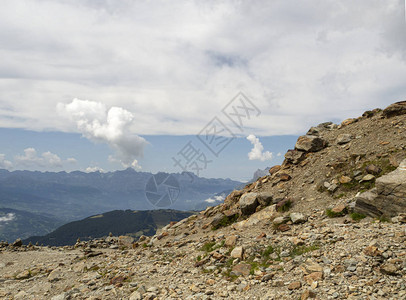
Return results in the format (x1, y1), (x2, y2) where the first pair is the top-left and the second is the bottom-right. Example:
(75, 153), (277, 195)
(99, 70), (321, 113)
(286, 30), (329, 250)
(23, 209), (193, 246)
(0, 168), (242, 242)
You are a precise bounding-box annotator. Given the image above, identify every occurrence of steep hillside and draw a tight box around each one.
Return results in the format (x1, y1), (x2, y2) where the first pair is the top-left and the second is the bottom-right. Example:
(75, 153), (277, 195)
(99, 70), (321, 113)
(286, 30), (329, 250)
(0, 102), (405, 300)
(23, 209), (193, 246)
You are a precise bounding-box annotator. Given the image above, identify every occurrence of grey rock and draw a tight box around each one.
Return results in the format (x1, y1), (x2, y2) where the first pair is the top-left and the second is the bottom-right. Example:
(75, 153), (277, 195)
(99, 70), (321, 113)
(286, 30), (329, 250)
(284, 149), (306, 164)
(360, 174), (375, 182)
(258, 192), (273, 206)
(336, 133), (353, 145)
(295, 135), (327, 152)
(210, 213), (226, 227)
(273, 216), (288, 225)
(230, 246), (244, 259)
(12, 238), (23, 247)
(290, 213), (307, 224)
(239, 192), (259, 216)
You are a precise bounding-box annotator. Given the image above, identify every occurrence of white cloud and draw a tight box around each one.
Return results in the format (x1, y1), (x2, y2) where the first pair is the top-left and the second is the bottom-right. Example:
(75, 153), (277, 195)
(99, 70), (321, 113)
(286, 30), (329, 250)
(0, 213), (15, 223)
(247, 134), (273, 161)
(58, 98), (147, 168)
(0, 1), (405, 136)
(85, 166), (105, 173)
(0, 154), (13, 169)
(204, 195), (226, 204)
(67, 157), (77, 164)
(14, 147), (75, 170)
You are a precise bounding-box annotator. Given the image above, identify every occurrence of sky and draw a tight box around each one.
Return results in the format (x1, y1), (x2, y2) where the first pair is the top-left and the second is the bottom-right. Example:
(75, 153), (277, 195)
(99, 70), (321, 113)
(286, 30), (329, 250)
(0, 0), (405, 181)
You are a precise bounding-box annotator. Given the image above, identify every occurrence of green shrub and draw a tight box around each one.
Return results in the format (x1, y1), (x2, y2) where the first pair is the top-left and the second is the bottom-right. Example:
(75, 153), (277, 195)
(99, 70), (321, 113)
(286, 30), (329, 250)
(200, 241), (216, 252)
(350, 212), (366, 221)
(290, 243), (320, 257)
(277, 199), (292, 212)
(212, 214), (240, 230)
(326, 208), (347, 218)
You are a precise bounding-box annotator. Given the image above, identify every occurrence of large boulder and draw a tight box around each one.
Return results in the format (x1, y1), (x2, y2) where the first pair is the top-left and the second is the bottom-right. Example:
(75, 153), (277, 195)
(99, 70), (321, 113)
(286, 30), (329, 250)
(239, 192), (259, 216)
(382, 101), (406, 118)
(354, 159), (406, 217)
(295, 135), (327, 152)
(284, 149), (306, 164)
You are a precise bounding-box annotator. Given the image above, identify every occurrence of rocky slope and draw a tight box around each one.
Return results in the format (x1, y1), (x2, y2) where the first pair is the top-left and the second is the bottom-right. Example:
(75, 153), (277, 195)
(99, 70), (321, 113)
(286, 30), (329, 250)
(0, 101), (405, 300)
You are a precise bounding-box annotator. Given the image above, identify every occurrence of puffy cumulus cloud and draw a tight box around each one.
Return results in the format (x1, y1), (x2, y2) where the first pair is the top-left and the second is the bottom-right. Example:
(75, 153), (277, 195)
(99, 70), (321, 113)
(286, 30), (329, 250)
(14, 148), (76, 170)
(58, 99), (147, 168)
(0, 1), (405, 135)
(0, 154), (13, 169)
(247, 134), (273, 161)
(0, 213), (15, 223)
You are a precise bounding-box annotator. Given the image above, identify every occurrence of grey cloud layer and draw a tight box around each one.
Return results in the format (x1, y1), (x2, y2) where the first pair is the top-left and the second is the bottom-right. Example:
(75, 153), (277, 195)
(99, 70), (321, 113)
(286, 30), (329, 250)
(0, 0), (405, 135)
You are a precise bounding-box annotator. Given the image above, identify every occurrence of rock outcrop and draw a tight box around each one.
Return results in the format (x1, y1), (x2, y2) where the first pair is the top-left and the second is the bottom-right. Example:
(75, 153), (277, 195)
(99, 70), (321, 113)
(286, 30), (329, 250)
(354, 159), (406, 217)
(382, 100), (406, 118)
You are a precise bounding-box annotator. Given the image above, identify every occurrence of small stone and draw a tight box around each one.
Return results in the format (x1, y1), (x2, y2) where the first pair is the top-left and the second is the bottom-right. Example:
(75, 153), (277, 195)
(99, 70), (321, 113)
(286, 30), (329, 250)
(339, 175), (352, 184)
(288, 281), (302, 290)
(206, 279), (216, 286)
(231, 263), (251, 276)
(225, 235), (238, 248)
(305, 261), (323, 273)
(364, 245), (382, 257)
(212, 251), (223, 260)
(278, 224), (290, 232)
(380, 263), (398, 275)
(336, 134), (353, 145)
(273, 216), (287, 225)
(360, 174), (375, 182)
(304, 272), (323, 284)
(110, 275), (127, 286)
(261, 273), (274, 282)
(331, 204), (347, 215)
(230, 246), (244, 259)
(290, 213), (307, 224)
